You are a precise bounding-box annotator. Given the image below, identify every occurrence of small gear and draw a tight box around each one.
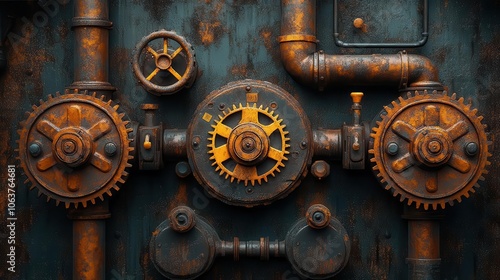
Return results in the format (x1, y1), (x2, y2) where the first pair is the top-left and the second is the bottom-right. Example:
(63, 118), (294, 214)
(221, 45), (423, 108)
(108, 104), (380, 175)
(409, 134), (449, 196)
(369, 90), (491, 210)
(207, 103), (290, 186)
(17, 90), (134, 208)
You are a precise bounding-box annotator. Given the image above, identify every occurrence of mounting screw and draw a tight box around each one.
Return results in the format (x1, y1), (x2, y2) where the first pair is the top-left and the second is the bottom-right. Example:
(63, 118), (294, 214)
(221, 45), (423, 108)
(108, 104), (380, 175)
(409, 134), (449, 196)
(218, 103), (226, 111)
(311, 160), (330, 180)
(104, 142), (117, 156)
(29, 142), (42, 157)
(245, 86), (251, 91)
(386, 142), (399, 156)
(192, 136), (201, 149)
(465, 142), (478, 156)
(300, 141), (307, 150)
(353, 18), (364, 29)
(175, 161), (191, 178)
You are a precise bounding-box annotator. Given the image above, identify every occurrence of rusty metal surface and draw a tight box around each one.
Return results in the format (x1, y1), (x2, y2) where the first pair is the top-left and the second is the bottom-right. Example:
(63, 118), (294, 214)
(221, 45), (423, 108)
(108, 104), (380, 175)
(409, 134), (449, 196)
(0, 0), (498, 279)
(17, 91), (133, 208)
(369, 91), (490, 210)
(132, 30), (197, 95)
(187, 79), (312, 207)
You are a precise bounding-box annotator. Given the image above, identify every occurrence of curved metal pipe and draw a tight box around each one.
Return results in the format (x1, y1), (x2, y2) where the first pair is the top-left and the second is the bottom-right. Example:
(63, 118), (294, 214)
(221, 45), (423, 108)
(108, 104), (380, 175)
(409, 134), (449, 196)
(279, 0), (442, 91)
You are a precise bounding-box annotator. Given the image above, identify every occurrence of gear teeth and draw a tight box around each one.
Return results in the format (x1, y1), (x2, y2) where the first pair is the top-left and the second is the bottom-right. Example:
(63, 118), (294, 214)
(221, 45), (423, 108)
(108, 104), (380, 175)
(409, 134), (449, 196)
(443, 90), (448, 96)
(414, 90), (420, 96)
(451, 93), (457, 100)
(406, 91), (412, 98)
(423, 204), (429, 211)
(64, 201), (70, 208)
(82, 201), (88, 208)
(90, 198), (96, 205)
(56, 91), (61, 97)
(440, 202), (446, 209)
(55, 200), (61, 207)
(98, 194), (104, 201)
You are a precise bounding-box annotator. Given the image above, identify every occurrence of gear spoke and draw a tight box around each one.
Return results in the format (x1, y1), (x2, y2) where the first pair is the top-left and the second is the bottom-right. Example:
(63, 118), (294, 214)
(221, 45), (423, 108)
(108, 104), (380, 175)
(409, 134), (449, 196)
(391, 121), (416, 142)
(214, 123), (232, 138)
(447, 121), (469, 141)
(87, 119), (112, 141)
(424, 105), (440, 126)
(67, 105), (82, 127)
(448, 154), (471, 173)
(233, 164), (258, 184)
(37, 154), (57, 171)
(37, 119), (60, 141)
(240, 108), (259, 124)
(66, 172), (80, 192)
(391, 153), (414, 173)
(163, 38), (168, 54)
(146, 46), (159, 58)
(171, 46), (183, 59)
(263, 122), (281, 136)
(212, 144), (231, 163)
(90, 152), (112, 173)
(167, 66), (182, 81)
(268, 147), (284, 161)
(146, 67), (160, 81)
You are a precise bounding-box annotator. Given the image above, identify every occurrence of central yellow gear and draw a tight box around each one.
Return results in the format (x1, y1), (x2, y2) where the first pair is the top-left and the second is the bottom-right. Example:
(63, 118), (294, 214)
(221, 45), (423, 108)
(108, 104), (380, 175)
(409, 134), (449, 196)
(207, 103), (290, 186)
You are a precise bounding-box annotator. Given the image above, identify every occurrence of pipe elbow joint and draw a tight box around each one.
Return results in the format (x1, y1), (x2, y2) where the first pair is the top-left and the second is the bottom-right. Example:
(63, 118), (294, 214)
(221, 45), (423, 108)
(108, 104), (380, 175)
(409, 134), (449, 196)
(280, 41), (323, 90)
(406, 54), (443, 90)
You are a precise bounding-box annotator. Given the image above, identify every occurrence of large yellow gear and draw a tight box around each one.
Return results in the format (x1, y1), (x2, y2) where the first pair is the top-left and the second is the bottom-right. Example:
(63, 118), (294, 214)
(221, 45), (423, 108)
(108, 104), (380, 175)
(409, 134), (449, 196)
(207, 103), (290, 186)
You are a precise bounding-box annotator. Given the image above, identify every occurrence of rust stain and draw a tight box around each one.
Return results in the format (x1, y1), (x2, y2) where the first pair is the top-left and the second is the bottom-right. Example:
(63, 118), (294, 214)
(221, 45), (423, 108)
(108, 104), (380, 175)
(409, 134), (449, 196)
(230, 64), (248, 76)
(198, 21), (222, 45)
(167, 182), (188, 214)
(368, 236), (393, 280)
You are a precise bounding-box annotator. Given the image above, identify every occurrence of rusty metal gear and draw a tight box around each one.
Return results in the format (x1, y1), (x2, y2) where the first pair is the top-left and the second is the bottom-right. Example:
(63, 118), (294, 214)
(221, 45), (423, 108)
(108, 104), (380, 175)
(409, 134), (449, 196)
(188, 79), (312, 207)
(369, 90), (491, 210)
(208, 103), (290, 186)
(133, 29), (197, 95)
(17, 90), (134, 208)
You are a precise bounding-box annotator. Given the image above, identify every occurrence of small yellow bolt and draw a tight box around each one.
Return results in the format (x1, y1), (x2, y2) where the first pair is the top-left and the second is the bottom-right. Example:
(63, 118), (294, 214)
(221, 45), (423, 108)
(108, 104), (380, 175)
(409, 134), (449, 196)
(144, 134), (152, 150)
(350, 92), (364, 103)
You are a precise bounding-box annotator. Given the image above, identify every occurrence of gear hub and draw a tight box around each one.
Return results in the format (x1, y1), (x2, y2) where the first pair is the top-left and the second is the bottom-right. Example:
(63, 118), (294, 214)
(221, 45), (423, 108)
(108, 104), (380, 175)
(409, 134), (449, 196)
(17, 91), (133, 208)
(369, 91), (491, 210)
(188, 80), (312, 207)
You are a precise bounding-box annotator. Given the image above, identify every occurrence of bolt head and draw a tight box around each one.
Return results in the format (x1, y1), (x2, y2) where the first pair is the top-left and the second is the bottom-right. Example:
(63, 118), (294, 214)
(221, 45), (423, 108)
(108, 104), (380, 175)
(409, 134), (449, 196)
(386, 142), (399, 156)
(29, 142), (42, 157)
(313, 211), (325, 223)
(104, 142), (117, 156)
(465, 142), (478, 156)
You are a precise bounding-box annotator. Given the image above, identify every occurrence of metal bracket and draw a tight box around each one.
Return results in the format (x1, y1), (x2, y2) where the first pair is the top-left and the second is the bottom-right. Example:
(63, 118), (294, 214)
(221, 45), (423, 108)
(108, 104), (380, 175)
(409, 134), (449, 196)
(334, 0), (429, 48)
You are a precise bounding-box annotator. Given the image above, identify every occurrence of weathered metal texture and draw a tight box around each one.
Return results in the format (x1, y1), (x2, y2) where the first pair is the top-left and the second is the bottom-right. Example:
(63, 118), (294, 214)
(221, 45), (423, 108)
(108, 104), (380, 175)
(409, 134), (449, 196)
(132, 30), (197, 95)
(404, 208), (442, 280)
(187, 79), (312, 207)
(369, 91), (490, 210)
(68, 0), (115, 98)
(279, 0), (442, 91)
(17, 91), (133, 208)
(0, 0), (499, 279)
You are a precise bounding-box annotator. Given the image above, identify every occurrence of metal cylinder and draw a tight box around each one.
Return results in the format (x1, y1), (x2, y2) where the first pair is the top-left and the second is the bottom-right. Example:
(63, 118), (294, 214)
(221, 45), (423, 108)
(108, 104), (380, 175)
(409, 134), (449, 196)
(313, 129), (342, 159)
(73, 219), (106, 280)
(406, 218), (441, 280)
(163, 129), (187, 159)
(69, 0), (115, 97)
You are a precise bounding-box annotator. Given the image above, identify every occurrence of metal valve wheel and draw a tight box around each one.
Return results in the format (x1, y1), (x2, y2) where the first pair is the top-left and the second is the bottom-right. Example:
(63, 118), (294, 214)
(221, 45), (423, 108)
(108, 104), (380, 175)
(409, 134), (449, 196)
(187, 80), (312, 207)
(369, 91), (491, 210)
(133, 30), (197, 95)
(17, 91), (134, 208)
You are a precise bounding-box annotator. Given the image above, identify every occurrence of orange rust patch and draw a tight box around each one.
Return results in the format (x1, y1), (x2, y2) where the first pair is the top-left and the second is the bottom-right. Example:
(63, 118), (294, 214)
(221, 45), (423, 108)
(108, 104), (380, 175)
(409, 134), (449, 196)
(198, 21), (222, 45)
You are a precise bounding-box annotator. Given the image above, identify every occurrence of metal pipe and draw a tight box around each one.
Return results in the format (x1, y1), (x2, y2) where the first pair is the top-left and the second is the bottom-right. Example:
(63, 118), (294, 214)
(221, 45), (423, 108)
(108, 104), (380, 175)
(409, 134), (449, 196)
(163, 129), (187, 159)
(313, 129), (342, 159)
(68, 0), (115, 98)
(279, 0), (442, 91)
(404, 209), (441, 280)
(69, 204), (110, 280)
(333, 0), (429, 48)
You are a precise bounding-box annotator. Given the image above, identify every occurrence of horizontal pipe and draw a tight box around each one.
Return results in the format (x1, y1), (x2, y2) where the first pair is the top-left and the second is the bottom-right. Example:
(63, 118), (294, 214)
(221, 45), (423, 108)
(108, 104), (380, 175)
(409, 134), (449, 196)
(279, 0), (442, 91)
(163, 129), (187, 159)
(313, 129), (342, 159)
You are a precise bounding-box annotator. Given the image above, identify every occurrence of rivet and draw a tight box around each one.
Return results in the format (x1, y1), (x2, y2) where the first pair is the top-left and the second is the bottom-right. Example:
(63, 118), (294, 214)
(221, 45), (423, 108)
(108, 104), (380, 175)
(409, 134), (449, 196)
(29, 142), (42, 157)
(386, 142), (399, 156)
(300, 141), (307, 149)
(465, 142), (478, 156)
(104, 142), (117, 156)
(175, 161), (191, 178)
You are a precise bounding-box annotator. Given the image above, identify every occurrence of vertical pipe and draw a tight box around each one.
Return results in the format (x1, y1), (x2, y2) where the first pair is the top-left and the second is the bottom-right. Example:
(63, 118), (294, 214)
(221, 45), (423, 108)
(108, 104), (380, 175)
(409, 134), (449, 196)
(69, 203), (110, 280)
(405, 210), (441, 280)
(68, 0), (115, 98)
(73, 220), (106, 280)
